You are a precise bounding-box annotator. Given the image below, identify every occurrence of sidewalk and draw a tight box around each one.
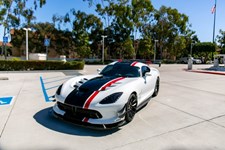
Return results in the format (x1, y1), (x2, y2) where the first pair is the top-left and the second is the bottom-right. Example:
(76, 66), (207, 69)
(185, 65), (225, 76)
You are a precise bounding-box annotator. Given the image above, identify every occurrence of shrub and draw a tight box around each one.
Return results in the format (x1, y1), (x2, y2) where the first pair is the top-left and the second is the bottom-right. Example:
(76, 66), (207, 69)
(0, 60), (84, 71)
(162, 59), (177, 64)
(10, 57), (21, 61)
(84, 60), (113, 65)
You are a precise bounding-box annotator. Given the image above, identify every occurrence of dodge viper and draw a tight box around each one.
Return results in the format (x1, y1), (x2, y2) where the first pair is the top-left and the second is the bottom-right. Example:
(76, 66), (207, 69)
(51, 61), (160, 129)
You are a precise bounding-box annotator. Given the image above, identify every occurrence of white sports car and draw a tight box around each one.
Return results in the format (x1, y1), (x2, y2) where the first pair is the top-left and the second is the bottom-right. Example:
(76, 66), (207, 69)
(51, 61), (160, 129)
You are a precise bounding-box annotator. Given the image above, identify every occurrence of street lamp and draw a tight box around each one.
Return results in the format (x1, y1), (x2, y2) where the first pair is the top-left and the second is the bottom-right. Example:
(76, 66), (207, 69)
(23, 28), (31, 60)
(154, 40), (159, 62)
(101, 35), (107, 64)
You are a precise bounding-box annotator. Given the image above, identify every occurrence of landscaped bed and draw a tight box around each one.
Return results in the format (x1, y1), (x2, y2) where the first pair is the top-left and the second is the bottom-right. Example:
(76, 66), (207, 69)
(0, 60), (84, 71)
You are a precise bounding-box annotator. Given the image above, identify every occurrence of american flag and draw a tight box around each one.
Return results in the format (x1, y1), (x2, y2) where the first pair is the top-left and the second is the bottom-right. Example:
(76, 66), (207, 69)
(211, 5), (216, 14)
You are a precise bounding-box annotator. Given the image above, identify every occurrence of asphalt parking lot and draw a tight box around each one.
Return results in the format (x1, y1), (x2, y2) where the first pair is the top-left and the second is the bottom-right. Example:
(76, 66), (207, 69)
(0, 64), (225, 150)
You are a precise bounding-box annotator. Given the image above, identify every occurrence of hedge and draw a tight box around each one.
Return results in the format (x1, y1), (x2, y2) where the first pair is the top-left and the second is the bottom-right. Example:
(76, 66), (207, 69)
(84, 60), (113, 65)
(0, 60), (84, 71)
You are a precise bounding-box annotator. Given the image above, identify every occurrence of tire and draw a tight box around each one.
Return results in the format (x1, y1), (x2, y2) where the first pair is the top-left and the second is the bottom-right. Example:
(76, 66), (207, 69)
(152, 77), (160, 97)
(125, 93), (138, 123)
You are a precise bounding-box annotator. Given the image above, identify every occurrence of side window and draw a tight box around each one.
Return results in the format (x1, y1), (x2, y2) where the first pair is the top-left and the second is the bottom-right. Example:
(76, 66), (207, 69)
(100, 65), (113, 75)
(141, 66), (150, 76)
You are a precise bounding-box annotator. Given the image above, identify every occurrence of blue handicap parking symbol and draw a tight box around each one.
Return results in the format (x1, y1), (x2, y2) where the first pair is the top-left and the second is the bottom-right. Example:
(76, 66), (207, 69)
(44, 39), (50, 47)
(0, 97), (14, 105)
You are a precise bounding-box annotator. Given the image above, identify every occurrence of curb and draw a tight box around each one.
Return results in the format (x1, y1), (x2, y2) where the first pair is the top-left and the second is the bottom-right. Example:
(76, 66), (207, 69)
(185, 69), (225, 76)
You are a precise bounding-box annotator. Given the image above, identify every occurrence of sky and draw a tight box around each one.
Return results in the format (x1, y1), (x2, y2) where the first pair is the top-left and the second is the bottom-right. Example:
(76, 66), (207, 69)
(1, 0), (225, 43)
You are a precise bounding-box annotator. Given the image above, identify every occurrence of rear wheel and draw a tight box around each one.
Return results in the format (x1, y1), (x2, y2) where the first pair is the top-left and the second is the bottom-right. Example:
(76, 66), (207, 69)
(125, 93), (137, 123)
(152, 77), (160, 97)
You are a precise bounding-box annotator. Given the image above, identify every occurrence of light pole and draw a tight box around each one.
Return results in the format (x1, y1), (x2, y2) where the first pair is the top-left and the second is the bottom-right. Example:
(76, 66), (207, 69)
(23, 28), (31, 60)
(212, 0), (217, 60)
(190, 43), (194, 57)
(101, 35), (107, 64)
(154, 40), (158, 62)
(212, 0), (217, 43)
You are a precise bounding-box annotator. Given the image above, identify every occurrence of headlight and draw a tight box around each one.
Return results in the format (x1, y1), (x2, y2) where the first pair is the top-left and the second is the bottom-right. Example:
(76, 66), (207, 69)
(56, 84), (63, 95)
(99, 92), (123, 104)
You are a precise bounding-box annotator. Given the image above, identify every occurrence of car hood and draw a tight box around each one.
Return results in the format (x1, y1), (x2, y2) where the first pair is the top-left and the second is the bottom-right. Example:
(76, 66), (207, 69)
(60, 75), (136, 107)
(78, 76), (121, 93)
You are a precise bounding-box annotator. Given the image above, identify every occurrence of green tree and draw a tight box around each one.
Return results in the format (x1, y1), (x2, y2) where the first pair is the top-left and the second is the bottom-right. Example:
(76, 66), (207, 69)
(192, 42), (216, 62)
(180, 31), (198, 58)
(0, 0), (46, 58)
(52, 30), (76, 57)
(143, 6), (191, 60)
(171, 36), (186, 60)
(217, 29), (225, 54)
(121, 38), (135, 59)
(94, 0), (154, 59)
(84, 0), (196, 60)
(65, 10), (102, 57)
(9, 29), (25, 56)
(138, 38), (153, 59)
(86, 14), (103, 58)
(30, 22), (55, 53)
(11, 22), (76, 57)
(57, 9), (103, 58)
(11, 22), (55, 55)
(131, 0), (153, 58)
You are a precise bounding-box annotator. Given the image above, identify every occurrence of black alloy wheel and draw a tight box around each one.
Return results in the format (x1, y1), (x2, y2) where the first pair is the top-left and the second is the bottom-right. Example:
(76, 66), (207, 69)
(125, 93), (137, 123)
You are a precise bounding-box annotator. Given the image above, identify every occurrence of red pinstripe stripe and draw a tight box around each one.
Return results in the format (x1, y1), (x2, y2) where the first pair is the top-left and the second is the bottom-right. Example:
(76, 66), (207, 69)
(83, 77), (125, 123)
(131, 61), (138, 66)
(83, 91), (100, 109)
(83, 117), (89, 123)
(99, 77), (125, 91)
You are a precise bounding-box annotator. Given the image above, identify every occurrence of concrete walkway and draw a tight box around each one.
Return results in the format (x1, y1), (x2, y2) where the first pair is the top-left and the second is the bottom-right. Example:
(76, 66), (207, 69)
(0, 64), (225, 150)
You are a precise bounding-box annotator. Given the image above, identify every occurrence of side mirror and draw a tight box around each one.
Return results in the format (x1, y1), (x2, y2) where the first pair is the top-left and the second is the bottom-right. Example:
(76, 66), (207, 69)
(97, 69), (101, 74)
(145, 72), (151, 76)
(143, 71), (151, 76)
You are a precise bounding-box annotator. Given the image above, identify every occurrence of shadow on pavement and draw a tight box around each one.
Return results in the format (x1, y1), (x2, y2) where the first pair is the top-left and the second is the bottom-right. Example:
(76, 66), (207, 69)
(60, 70), (83, 76)
(165, 147), (214, 150)
(33, 107), (120, 137)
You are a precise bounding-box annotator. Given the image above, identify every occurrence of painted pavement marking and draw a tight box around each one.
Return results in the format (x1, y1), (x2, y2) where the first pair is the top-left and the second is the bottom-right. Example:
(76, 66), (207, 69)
(0, 97), (14, 106)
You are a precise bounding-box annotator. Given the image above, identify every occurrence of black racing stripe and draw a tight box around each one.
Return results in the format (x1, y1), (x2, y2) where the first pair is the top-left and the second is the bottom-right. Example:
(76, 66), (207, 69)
(64, 76), (117, 107)
(64, 89), (93, 107)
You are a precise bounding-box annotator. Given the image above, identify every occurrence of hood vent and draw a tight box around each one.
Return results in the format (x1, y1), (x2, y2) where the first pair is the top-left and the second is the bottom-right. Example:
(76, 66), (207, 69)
(73, 78), (88, 89)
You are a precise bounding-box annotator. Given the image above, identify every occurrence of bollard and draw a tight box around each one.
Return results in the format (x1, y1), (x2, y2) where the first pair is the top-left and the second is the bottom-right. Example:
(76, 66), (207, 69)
(214, 58), (219, 67)
(187, 58), (193, 70)
(60, 55), (67, 62)
(223, 57), (225, 67)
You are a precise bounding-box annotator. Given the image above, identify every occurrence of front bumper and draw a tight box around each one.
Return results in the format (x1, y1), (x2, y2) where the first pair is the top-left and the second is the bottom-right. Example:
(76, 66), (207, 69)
(51, 102), (126, 129)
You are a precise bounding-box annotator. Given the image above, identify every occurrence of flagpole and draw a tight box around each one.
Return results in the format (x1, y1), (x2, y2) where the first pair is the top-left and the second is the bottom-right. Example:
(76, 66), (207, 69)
(212, 0), (217, 43)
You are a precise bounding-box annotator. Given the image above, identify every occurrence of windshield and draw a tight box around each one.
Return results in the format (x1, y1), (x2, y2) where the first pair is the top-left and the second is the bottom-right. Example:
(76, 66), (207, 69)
(100, 64), (140, 77)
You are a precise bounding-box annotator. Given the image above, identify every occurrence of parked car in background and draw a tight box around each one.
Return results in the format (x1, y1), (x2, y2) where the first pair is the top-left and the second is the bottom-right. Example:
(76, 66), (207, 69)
(179, 57), (202, 64)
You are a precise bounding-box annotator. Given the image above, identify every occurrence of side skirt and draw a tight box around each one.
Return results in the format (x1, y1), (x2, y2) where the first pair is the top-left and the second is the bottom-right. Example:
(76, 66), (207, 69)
(136, 96), (152, 111)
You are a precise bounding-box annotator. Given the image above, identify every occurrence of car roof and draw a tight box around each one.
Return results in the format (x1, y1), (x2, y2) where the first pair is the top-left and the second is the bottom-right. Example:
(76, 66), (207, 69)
(109, 61), (146, 68)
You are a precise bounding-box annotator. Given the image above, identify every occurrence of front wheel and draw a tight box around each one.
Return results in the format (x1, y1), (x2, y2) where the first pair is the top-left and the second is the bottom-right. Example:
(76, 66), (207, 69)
(125, 93), (137, 123)
(152, 77), (160, 97)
